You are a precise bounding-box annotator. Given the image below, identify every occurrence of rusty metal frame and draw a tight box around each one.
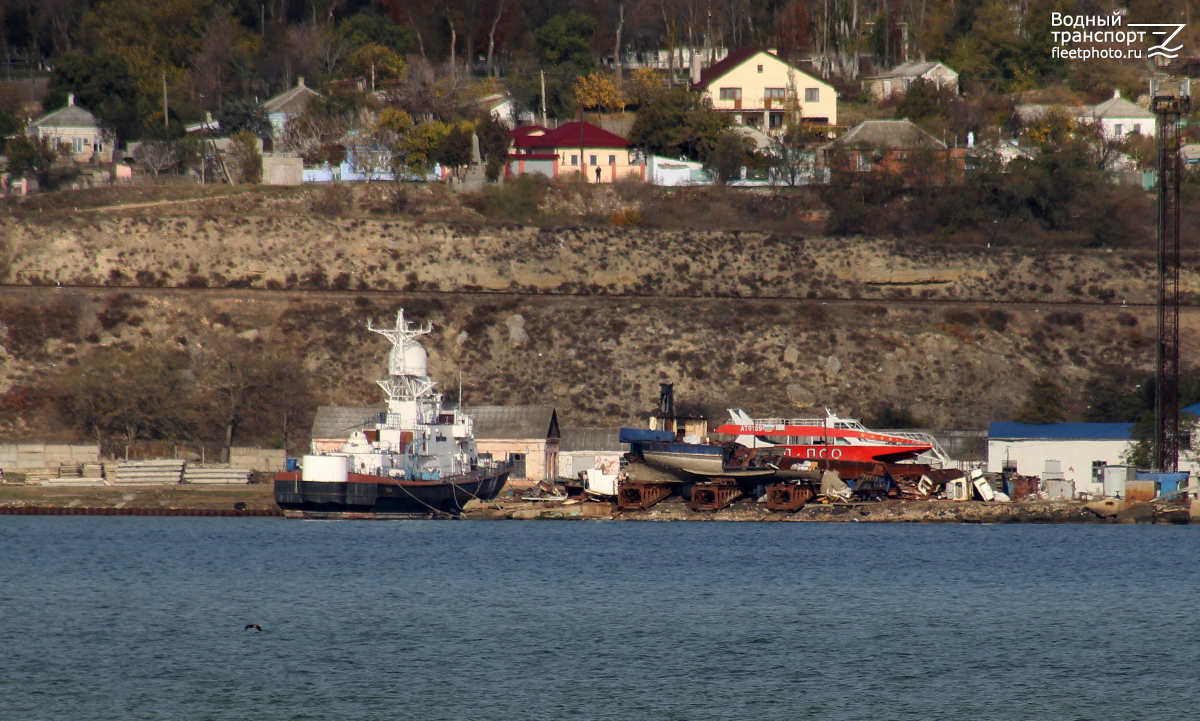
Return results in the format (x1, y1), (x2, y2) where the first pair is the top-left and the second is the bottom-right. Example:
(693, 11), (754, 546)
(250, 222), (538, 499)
(689, 478), (742, 511)
(766, 483), (814, 512)
(617, 481), (673, 510)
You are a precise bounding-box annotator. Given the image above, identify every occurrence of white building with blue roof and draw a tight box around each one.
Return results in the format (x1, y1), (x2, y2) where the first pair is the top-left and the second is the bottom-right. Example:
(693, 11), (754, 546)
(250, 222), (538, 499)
(988, 406), (1200, 497)
(987, 422), (1134, 497)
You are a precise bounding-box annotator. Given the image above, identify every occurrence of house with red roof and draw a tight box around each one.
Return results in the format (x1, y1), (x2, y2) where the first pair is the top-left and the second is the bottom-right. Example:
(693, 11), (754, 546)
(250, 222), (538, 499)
(691, 48), (836, 132)
(507, 121), (642, 182)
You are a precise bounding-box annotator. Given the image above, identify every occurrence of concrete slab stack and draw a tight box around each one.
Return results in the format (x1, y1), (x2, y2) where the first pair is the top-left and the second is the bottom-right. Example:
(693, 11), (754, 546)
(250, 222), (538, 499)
(111, 460), (185, 485)
(182, 467), (253, 484)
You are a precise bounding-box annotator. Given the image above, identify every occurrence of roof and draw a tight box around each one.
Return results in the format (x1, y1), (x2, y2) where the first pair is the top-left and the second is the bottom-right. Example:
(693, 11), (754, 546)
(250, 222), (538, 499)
(1182, 144), (1200, 162)
(830, 119), (947, 150)
(1091, 92), (1154, 119)
(311, 405), (386, 439)
(559, 428), (629, 453)
(988, 422), (1133, 440)
(692, 47), (767, 90)
(464, 406), (560, 440)
(28, 101), (101, 130)
(871, 60), (957, 80)
(513, 121), (630, 150)
(263, 78), (321, 116)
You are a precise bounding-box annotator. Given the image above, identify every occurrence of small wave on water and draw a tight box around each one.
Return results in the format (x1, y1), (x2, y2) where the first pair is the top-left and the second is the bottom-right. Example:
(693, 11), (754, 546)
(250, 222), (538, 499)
(0, 518), (1197, 720)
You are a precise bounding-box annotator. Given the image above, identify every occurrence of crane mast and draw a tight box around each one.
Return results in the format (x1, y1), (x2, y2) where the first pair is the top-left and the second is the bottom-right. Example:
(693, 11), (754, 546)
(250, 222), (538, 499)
(1151, 79), (1190, 473)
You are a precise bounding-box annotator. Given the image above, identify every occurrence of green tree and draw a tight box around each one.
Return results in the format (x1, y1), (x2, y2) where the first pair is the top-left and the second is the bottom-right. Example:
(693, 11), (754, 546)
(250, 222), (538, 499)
(215, 99), (271, 138)
(435, 123), (473, 169)
(0, 108), (20, 153)
(894, 79), (952, 122)
(338, 12), (416, 55)
(535, 11), (597, 68)
(228, 130), (262, 183)
(1014, 376), (1066, 424)
(705, 131), (750, 184)
(629, 89), (729, 161)
(46, 53), (155, 146)
(4, 135), (58, 186)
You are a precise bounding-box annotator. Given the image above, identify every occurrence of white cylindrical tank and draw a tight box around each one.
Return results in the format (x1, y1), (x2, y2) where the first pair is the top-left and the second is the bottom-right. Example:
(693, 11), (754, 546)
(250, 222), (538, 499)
(302, 454), (350, 482)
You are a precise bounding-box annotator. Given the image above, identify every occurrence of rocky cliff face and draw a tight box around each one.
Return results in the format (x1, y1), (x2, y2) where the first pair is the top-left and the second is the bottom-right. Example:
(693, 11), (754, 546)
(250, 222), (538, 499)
(0, 208), (1185, 436)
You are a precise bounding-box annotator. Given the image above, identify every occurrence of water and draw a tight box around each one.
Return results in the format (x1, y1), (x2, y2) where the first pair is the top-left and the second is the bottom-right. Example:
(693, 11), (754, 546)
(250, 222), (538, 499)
(1, 518), (1197, 721)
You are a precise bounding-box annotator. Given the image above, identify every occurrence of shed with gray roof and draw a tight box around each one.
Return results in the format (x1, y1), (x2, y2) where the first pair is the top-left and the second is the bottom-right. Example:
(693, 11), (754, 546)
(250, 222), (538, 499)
(865, 61), (958, 100)
(556, 428), (628, 480)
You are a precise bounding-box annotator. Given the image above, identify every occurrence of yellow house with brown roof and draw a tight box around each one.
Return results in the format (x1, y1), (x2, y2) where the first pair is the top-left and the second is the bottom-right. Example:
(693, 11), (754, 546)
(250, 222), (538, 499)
(691, 48), (837, 131)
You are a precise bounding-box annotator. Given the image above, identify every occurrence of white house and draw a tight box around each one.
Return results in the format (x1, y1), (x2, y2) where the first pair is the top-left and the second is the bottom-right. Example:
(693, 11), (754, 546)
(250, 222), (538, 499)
(1016, 90), (1156, 139)
(262, 77), (321, 138)
(865, 60), (959, 100)
(27, 94), (112, 163)
(1089, 90), (1156, 139)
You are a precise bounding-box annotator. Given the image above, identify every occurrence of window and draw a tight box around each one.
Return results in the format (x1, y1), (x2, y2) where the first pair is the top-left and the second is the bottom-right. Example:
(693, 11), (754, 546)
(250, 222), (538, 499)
(765, 88), (786, 100)
(768, 113), (783, 128)
(719, 87), (742, 101)
(757, 64), (763, 72)
(571, 154), (578, 166)
(73, 136), (84, 154)
(805, 88), (820, 103)
(1114, 124), (1123, 136)
(608, 154), (616, 165)
(856, 154), (872, 172)
(589, 155), (597, 165)
(1133, 123), (1142, 134)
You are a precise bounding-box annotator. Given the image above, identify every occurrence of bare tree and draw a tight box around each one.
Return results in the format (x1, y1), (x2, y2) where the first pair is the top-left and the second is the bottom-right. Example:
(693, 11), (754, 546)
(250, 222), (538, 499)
(486, 0), (507, 78)
(133, 140), (182, 179)
(280, 113), (352, 163)
(613, 0), (625, 81)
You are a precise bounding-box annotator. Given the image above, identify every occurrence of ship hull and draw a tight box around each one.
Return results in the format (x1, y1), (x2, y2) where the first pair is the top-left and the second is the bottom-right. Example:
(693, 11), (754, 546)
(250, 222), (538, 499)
(273, 466), (512, 518)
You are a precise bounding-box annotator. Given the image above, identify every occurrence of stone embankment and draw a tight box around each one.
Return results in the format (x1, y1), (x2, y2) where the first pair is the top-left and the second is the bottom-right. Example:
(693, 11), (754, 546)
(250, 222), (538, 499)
(464, 497), (1195, 524)
(2, 485), (1194, 523)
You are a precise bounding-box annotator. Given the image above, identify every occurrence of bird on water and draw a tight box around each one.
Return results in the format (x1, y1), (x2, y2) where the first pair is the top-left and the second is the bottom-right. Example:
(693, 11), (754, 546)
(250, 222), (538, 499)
(244, 624), (263, 632)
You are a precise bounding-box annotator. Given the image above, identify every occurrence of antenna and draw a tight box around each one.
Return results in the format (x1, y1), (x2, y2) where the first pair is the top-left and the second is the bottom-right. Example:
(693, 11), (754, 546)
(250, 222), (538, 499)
(458, 370), (463, 410)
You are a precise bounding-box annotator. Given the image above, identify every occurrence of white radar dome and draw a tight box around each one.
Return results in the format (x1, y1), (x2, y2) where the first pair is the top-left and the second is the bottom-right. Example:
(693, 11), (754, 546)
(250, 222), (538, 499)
(389, 340), (428, 376)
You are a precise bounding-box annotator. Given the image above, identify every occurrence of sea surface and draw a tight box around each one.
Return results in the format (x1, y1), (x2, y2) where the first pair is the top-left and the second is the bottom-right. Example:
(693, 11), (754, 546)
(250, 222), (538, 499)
(1, 518), (1197, 721)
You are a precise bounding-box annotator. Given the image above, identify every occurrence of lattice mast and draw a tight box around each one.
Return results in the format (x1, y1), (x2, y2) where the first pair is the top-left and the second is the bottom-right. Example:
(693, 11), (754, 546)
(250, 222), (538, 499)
(1152, 79), (1190, 473)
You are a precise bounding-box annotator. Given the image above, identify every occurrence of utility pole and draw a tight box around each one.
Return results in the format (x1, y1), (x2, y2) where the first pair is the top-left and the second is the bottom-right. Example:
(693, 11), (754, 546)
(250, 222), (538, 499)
(163, 72), (169, 129)
(1151, 78), (1191, 473)
(579, 99), (586, 182)
(540, 70), (547, 127)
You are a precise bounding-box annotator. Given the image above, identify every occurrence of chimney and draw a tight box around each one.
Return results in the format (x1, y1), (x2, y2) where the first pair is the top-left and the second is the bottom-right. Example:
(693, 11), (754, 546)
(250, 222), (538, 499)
(68, 93), (75, 106)
(690, 53), (701, 86)
(298, 77), (306, 88)
(1114, 88), (1121, 99)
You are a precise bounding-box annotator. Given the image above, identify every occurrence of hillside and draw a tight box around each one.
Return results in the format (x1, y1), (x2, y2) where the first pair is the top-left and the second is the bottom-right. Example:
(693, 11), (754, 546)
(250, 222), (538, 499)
(0, 186), (1192, 440)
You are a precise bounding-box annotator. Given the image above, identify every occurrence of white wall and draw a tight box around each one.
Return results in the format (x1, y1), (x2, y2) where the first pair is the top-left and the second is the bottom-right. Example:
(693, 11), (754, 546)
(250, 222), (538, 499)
(986, 439), (1132, 496)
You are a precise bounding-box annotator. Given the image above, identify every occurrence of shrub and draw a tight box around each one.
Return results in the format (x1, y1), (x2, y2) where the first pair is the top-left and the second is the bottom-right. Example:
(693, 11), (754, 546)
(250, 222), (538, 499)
(312, 184), (351, 217)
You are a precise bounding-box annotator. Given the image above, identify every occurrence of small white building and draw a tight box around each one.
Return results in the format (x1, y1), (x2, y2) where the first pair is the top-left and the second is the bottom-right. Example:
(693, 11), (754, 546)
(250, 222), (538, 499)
(27, 94), (112, 163)
(1016, 90), (1156, 139)
(262, 77), (321, 138)
(557, 428), (628, 480)
(1089, 90), (1156, 139)
(987, 422), (1133, 497)
(865, 60), (959, 100)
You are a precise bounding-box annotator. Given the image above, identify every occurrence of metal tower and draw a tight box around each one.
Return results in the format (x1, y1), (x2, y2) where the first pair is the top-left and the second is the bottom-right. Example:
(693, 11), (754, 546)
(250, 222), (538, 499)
(1151, 79), (1190, 473)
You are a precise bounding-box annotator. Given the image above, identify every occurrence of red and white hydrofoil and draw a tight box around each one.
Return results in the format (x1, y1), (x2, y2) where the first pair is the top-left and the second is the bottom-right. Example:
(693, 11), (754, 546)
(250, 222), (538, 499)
(715, 409), (951, 466)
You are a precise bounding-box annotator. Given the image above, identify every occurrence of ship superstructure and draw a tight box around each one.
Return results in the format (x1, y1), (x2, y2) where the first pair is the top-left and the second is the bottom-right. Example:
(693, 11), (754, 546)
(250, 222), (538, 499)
(274, 310), (511, 518)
